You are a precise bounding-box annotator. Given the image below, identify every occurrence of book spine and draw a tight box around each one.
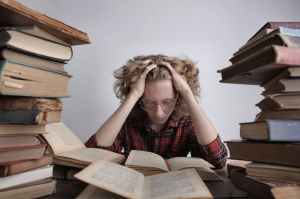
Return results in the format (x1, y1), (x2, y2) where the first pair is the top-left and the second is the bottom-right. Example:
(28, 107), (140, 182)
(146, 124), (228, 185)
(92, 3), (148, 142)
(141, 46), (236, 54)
(4, 155), (53, 177)
(274, 46), (300, 65)
(0, 97), (63, 111)
(0, 110), (54, 124)
(268, 120), (300, 141)
(227, 141), (300, 167)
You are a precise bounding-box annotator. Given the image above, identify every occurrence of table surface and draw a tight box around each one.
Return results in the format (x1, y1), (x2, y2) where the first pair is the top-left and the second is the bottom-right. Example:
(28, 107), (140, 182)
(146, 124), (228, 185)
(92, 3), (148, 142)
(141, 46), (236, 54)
(40, 178), (253, 199)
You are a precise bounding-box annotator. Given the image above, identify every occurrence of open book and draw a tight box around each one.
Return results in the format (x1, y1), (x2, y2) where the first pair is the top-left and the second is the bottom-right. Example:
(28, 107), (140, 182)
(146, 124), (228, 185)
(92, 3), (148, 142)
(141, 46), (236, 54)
(75, 160), (213, 199)
(43, 122), (125, 168)
(125, 150), (221, 181)
(76, 185), (126, 199)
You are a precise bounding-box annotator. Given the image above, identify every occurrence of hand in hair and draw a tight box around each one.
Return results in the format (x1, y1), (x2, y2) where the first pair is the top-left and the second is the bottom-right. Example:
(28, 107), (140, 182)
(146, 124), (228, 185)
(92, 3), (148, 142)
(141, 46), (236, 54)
(162, 62), (193, 99)
(129, 64), (157, 98)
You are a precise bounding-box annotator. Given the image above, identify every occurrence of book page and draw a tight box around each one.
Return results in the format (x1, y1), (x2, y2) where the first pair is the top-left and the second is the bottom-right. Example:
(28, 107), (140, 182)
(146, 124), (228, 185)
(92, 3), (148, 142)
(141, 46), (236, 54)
(44, 122), (85, 154)
(75, 160), (144, 199)
(167, 157), (213, 171)
(143, 169), (212, 199)
(125, 150), (168, 171)
(271, 186), (300, 199)
(76, 185), (126, 199)
(57, 148), (125, 165)
(166, 157), (222, 181)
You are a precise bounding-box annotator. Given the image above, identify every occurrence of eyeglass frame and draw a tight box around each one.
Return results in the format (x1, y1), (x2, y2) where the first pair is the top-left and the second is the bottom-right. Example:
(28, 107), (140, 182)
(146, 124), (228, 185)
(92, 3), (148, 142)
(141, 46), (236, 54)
(139, 94), (179, 113)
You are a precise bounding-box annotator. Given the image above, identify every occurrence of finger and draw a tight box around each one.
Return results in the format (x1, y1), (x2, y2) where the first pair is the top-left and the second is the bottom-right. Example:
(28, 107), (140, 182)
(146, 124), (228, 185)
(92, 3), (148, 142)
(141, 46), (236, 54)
(161, 61), (175, 74)
(142, 59), (152, 65)
(140, 64), (157, 78)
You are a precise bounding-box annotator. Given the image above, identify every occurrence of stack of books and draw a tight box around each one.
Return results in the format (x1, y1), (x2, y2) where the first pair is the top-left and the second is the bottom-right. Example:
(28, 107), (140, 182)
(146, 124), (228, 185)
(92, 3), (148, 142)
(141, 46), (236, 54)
(219, 22), (300, 199)
(0, 0), (90, 198)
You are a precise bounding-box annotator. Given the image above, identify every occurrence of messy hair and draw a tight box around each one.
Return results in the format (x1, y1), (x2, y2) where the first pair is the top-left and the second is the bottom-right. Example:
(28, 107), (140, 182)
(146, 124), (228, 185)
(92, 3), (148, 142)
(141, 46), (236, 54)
(113, 54), (201, 119)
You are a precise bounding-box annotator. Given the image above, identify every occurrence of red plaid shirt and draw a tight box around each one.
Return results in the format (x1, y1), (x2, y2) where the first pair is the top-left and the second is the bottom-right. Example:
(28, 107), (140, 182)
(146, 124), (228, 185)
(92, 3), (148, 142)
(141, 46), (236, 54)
(86, 116), (228, 169)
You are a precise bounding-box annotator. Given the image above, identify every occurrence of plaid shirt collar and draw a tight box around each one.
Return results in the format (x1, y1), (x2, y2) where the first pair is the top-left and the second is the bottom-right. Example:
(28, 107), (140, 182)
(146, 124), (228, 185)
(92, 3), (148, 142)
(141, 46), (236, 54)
(143, 115), (179, 137)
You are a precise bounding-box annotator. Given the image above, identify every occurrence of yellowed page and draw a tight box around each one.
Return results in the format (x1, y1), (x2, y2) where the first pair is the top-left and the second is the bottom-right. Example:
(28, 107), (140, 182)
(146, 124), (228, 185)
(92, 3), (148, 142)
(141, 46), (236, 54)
(167, 157), (213, 171)
(75, 160), (144, 199)
(125, 150), (168, 171)
(271, 186), (300, 199)
(44, 122), (85, 154)
(76, 185), (125, 199)
(167, 157), (221, 181)
(57, 148), (125, 165)
(143, 169), (213, 199)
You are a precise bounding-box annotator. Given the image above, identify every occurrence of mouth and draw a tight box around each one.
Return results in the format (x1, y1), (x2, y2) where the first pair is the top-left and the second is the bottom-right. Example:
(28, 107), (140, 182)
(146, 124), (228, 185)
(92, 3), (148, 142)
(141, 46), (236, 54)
(152, 117), (168, 124)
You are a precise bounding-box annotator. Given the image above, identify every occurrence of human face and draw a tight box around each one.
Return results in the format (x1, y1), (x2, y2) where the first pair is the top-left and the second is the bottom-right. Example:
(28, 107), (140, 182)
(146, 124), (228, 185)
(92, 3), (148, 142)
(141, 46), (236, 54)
(141, 79), (177, 125)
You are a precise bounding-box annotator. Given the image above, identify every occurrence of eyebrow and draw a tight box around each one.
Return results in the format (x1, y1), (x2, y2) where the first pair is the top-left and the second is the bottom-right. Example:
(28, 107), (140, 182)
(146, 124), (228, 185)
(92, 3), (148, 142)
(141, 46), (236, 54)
(142, 97), (176, 102)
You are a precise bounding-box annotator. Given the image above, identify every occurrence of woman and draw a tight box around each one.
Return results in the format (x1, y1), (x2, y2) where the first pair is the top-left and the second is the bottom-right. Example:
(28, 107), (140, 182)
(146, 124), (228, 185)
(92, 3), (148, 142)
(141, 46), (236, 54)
(86, 54), (227, 169)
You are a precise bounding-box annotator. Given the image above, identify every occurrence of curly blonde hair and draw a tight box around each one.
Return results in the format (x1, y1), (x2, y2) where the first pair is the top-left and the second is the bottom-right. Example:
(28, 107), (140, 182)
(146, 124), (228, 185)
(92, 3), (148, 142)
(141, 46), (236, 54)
(113, 54), (200, 120)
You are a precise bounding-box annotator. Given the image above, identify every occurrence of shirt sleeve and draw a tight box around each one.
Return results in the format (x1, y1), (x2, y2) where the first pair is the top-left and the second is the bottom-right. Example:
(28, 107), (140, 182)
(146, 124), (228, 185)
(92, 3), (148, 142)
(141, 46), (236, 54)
(186, 119), (228, 169)
(85, 127), (125, 155)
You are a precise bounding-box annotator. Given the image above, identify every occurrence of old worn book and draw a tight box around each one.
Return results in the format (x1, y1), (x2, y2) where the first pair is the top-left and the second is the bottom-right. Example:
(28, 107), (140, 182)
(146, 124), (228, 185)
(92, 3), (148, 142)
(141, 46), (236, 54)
(226, 140), (300, 167)
(0, 97), (62, 124)
(256, 94), (300, 111)
(0, 135), (47, 164)
(246, 162), (300, 183)
(262, 78), (300, 95)
(43, 122), (125, 168)
(230, 168), (297, 199)
(0, 165), (53, 190)
(76, 185), (125, 199)
(247, 22), (300, 44)
(0, 179), (56, 199)
(0, 48), (66, 74)
(0, 28), (73, 62)
(0, 155), (52, 177)
(0, 124), (45, 135)
(262, 67), (300, 90)
(240, 119), (300, 141)
(255, 109), (300, 121)
(0, 0), (90, 45)
(75, 160), (213, 199)
(226, 159), (251, 178)
(231, 31), (300, 64)
(218, 46), (300, 85)
(13, 25), (69, 45)
(53, 164), (81, 181)
(0, 60), (71, 97)
(125, 150), (221, 181)
(271, 186), (300, 199)
(236, 26), (300, 56)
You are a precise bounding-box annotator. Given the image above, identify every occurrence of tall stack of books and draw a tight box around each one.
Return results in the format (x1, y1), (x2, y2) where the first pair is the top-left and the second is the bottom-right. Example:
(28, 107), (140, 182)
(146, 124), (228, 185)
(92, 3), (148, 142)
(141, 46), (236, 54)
(0, 0), (90, 198)
(219, 22), (300, 199)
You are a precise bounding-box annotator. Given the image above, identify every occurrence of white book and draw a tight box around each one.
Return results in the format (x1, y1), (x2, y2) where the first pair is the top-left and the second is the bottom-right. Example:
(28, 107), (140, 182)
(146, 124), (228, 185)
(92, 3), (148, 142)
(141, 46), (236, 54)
(75, 160), (213, 199)
(0, 165), (53, 190)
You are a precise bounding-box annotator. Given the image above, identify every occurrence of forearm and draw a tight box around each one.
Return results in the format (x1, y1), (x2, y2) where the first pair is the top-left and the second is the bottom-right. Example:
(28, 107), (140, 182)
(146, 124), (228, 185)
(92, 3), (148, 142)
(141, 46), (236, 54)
(95, 93), (139, 147)
(183, 91), (218, 145)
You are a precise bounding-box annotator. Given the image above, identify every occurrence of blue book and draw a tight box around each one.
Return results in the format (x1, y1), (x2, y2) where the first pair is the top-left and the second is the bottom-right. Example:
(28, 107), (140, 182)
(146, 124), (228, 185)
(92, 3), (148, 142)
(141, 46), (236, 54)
(240, 119), (300, 141)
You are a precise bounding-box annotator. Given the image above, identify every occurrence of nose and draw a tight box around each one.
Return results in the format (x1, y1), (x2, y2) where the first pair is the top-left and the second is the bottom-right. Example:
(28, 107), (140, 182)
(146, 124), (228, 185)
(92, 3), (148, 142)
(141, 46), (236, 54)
(154, 104), (165, 117)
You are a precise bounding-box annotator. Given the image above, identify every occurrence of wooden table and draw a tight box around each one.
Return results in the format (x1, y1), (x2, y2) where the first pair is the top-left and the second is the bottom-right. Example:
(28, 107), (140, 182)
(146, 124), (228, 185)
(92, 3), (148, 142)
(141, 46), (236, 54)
(41, 178), (251, 199)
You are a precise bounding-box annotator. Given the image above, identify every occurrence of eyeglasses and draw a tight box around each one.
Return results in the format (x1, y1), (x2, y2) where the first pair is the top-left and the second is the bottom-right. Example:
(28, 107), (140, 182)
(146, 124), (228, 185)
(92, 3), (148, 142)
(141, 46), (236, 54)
(140, 96), (178, 113)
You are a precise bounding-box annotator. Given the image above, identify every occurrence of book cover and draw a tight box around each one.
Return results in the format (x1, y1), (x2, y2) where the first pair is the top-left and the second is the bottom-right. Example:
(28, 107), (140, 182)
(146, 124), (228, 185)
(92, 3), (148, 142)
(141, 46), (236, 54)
(240, 119), (300, 141)
(226, 140), (300, 167)
(218, 46), (300, 85)
(0, 29), (73, 62)
(0, 0), (90, 45)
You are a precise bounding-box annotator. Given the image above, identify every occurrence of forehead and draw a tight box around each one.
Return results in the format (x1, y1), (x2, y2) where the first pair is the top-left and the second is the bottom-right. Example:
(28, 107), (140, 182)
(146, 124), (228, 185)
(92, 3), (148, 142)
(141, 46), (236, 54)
(143, 79), (175, 100)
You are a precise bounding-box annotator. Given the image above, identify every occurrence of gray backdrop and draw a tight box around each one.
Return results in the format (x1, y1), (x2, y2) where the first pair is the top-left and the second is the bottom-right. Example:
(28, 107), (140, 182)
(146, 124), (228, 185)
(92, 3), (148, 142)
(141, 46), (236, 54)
(19, 0), (300, 142)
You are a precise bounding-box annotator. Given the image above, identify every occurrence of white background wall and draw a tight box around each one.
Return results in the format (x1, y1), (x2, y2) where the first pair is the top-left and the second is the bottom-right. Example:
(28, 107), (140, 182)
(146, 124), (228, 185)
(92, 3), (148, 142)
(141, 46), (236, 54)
(19, 0), (300, 142)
